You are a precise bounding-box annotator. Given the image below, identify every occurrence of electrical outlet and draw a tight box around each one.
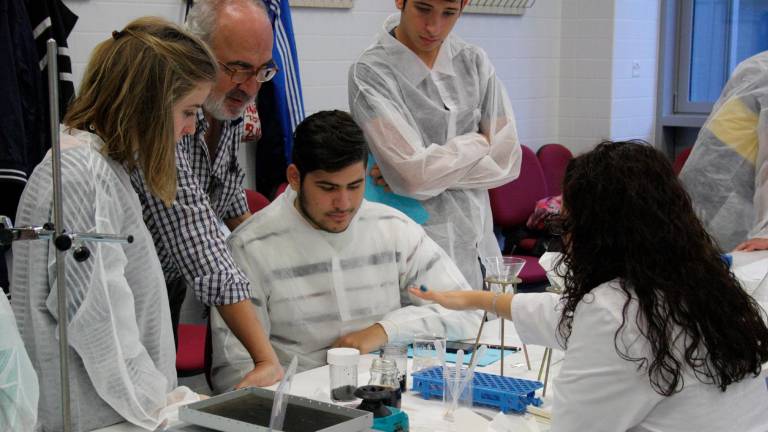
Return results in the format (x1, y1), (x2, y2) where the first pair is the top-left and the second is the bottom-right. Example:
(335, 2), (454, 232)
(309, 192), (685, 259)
(632, 61), (641, 78)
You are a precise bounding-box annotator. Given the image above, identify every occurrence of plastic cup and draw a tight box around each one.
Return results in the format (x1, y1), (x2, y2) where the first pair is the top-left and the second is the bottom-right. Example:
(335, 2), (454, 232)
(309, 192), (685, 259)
(412, 335), (446, 373)
(327, 348), (359, 402)
(443, 366), (473, 422)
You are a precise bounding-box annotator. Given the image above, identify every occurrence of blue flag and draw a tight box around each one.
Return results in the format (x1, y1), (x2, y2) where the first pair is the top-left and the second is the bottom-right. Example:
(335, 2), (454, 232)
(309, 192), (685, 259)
(263, 0), (305, 162)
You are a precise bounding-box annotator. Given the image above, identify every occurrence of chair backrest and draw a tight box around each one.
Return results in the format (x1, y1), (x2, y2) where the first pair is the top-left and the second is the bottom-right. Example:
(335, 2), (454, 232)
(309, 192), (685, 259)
(176, 323), (207, 374)
(536, 143), (573, 196)
(489, 145), (548, 228)
(275, 182), (289, 198)
(245, 188), (270, 214)
(673, 146), (693, 176)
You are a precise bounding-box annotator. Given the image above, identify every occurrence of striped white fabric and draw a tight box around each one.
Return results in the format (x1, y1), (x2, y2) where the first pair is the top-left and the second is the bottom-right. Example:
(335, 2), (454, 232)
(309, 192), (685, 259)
(12, 130), (177, 431)
(210, 187), (481, 390)
(0, 294), (38, 431)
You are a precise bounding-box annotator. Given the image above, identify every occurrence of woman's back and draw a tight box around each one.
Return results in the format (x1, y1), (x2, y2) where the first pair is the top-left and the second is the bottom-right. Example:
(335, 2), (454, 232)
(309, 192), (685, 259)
(547, 281), (768, 432)
(11, 129), (176, 431)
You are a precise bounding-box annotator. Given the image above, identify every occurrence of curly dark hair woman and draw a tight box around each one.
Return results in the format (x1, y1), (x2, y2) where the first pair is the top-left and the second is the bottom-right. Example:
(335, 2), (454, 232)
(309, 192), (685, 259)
(409, 140), (768, 431)
(556, 140), (768, 396)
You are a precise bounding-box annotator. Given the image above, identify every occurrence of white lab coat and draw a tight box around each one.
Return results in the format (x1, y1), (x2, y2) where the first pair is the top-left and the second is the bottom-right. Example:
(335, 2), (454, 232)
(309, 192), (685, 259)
(210, 187), (482, 391)
(680, 50), (768, 250)
(0, 294), (38, 431)
(349, 14), (522, 289)
(512, 282), (768, 432)
(11, 129), (196, 431)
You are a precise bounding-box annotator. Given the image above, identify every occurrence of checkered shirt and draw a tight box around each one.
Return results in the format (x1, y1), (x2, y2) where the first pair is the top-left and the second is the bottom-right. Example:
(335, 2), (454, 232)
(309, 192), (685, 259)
(130, 109), (251, 305)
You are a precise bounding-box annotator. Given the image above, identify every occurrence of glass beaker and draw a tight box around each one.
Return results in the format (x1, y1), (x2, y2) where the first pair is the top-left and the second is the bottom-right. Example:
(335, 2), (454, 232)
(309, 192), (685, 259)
(412, 335), (446, 373)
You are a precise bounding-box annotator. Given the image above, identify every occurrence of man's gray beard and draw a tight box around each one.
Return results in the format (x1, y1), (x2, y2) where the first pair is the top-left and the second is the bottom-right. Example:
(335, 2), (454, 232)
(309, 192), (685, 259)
(204, 92), (246, 121)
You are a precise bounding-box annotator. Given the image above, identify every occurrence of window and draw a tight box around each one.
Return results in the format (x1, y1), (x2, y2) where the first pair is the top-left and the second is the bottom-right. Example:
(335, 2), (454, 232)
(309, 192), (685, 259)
(676, 0), (768, 114)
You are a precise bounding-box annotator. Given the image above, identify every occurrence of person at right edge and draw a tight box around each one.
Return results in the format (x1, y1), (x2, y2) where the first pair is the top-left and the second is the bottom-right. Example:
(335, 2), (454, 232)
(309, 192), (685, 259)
(348, 0), (522, 289)
(412, 141), (768, 432)
(680, 50), (768, 252)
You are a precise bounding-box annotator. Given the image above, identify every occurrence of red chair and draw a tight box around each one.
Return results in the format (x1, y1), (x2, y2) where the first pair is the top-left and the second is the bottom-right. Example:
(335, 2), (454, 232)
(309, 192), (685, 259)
(176, 323), (207, 377)
(673, 146), (693, 176)
(489, 145), (548, 285)
(245, 188), (270, 213)
(275, 182), (289, 197)
(536, 143), (573, 196)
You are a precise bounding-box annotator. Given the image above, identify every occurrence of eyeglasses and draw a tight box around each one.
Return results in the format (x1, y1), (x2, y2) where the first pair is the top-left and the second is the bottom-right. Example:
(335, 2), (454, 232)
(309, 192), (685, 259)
(218, 61), (279, 84)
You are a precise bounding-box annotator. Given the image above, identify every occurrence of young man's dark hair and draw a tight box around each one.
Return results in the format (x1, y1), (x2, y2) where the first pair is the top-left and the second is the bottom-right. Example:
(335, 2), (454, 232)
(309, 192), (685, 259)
(401, 0), (467, 10)
(291, 110), (368, 181)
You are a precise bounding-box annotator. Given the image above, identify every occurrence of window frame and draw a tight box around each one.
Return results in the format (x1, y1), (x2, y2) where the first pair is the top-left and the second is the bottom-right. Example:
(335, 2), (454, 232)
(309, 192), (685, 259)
(674, 0), (744, 115)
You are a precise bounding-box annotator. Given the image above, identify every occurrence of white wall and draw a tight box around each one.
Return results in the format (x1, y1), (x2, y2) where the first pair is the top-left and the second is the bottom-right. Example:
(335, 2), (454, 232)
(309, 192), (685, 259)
(610, 0), (660, 143)
(559, 0), (615, 154)
(63, 0), (659, 157)
(290, 0), (564, 149)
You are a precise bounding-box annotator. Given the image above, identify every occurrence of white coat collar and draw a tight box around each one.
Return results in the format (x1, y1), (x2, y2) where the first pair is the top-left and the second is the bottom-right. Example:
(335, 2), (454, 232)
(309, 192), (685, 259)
(379, 14), (457, 85)
(280, 186), (365, 252)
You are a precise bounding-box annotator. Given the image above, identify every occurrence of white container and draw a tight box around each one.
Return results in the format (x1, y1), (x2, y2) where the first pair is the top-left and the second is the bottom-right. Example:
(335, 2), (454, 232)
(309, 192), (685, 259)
(327, 348), (360, 402)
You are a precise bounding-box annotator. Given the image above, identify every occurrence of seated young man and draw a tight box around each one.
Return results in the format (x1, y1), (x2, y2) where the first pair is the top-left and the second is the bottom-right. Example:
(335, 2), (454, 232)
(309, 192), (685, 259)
(210, 110), (481, 390)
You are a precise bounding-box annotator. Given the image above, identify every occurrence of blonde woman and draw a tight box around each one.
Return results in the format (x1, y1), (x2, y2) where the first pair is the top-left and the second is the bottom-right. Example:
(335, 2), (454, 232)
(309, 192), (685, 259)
(12, 17), (217, 431)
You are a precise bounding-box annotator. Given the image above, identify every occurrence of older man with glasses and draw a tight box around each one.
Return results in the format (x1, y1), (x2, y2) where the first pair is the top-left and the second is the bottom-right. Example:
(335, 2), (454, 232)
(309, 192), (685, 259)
(130, 0), (284, 389)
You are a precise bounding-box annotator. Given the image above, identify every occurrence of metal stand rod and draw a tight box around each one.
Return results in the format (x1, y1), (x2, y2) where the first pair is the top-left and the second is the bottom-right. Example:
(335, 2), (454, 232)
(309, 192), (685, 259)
(0, 226), (133, 246)
(500, 315), (505, 376)
(468, 311), (488, 367)
(537, 347), (549, 381)
(522, 344), (531, 370)
(48, 39), (72, 432)
(542, 348), (552, 397)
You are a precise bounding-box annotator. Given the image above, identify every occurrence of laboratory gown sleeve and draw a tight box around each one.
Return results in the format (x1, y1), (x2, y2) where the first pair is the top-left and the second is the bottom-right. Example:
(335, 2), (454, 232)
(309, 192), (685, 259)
(56, 147), (196, 430)
(376, 216), (482, 343)
(680, 51), (768, 249)
(512, 290), (663, 432)
(12, 131), (195, 431)
(0, 295), (38, 431)
(349, 39), (521, 200)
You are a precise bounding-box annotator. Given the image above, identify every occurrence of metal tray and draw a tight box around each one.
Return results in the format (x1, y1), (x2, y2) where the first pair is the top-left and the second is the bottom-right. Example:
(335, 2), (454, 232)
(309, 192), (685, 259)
(179, 387), (372, 432)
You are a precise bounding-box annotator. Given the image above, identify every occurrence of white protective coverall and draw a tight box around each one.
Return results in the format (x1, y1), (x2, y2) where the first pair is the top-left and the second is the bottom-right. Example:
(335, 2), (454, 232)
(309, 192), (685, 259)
(11, 129), (197, 431)
(680, 50), (768, 250)
(348, 14), (522, 289)
(0, 294), (38, 431)
(513, 282), (768, 432)
(210, 187), (482, 391)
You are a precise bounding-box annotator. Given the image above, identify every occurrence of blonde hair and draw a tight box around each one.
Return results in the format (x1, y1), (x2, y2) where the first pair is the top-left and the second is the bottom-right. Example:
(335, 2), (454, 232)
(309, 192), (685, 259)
(64, 17), (217, 206)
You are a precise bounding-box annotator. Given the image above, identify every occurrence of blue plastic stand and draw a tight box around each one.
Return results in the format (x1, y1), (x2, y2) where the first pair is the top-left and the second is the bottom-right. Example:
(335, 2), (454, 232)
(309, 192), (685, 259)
(411, 367), (543, 414)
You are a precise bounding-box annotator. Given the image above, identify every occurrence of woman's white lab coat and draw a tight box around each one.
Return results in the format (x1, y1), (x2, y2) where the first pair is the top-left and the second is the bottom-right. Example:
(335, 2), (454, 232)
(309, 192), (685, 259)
(512, 281), (768, 432)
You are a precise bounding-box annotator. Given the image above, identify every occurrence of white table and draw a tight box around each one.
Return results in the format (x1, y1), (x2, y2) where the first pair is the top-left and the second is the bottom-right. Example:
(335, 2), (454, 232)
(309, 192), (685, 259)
(91, 252), (768, 432)
(97, 319), (561, 432)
